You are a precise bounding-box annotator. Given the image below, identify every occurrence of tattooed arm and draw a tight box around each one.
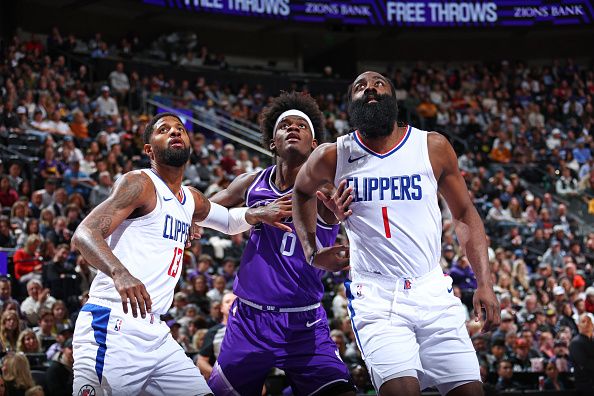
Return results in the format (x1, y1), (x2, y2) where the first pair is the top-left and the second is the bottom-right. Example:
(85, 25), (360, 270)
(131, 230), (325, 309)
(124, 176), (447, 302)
(71, 171), (155, 318)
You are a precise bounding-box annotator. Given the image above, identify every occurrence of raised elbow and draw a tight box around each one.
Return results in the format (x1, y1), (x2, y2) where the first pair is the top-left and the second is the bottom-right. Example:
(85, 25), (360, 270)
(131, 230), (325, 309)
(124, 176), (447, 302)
(71, 226), (87, 251)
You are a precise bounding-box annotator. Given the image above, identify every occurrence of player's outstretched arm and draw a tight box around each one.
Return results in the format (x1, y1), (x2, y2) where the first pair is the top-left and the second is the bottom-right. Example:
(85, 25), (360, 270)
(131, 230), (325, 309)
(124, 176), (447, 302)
(209, 171), (293, 233)
(72, 171), (154, 318)
(190, 184), (292, 235)
(294, 143), (349, 272)
(428, 132), (500, 332)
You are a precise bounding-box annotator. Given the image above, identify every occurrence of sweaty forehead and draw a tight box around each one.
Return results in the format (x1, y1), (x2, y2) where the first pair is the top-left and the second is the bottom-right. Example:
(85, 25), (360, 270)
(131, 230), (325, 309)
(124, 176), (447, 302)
(155, 116), (183, 130)
(354, 71), (387, 85)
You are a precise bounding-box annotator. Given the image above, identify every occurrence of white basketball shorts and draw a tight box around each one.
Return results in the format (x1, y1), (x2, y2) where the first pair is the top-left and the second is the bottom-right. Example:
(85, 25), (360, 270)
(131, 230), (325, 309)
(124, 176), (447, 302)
(345, 266), (480, 392)
(72, 297), (211, 396)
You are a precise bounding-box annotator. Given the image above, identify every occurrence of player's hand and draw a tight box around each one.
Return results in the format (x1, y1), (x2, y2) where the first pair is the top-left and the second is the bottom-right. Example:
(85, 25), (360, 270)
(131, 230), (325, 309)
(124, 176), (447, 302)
(186, 224), (202, 248)
(473, 285), (500, 333)
(113, 269), (152, 318)
(317, 180), (353, 222)
(247, 194), (292, 233)
(311, 245), (350, 272)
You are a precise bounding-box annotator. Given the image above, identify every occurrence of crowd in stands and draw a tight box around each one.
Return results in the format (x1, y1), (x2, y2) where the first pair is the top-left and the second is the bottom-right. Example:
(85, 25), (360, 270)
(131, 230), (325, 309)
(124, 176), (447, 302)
(0, 27), (593, 395)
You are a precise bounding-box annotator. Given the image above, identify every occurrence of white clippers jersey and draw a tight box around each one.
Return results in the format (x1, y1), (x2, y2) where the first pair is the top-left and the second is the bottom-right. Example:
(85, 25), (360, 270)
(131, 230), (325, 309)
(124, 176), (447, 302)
(89, 169), (195, 315)
(335, 126), (441, 279)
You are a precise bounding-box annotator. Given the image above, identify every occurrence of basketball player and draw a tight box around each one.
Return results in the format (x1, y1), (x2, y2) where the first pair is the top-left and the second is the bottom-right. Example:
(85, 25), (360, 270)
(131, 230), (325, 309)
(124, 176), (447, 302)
(206, 92), (356, 396)
(293, 72), (500, 396)
(71, 113), (287, 396)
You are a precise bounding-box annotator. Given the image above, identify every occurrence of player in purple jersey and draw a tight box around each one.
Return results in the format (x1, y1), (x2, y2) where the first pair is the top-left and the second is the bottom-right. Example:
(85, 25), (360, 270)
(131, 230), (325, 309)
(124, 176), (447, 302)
(207, 92), (356, 396)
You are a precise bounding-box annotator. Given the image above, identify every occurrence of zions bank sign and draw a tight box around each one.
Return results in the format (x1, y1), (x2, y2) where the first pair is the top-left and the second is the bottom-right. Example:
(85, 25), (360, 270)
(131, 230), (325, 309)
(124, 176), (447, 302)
(144, 0), (593, 27)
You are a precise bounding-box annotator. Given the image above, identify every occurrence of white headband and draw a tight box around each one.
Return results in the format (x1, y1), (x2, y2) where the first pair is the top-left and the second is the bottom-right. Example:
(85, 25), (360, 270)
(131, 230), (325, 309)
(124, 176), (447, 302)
(273, 110), (315, 138)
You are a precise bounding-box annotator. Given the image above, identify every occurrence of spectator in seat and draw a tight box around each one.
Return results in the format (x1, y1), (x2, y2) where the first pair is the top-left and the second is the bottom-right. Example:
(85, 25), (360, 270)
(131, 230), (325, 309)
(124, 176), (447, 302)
(0, 278), (20, 314)
(0, 217), (17, 248)
(187, 274), (210, 315)
(16, 329), (41, 354)
(219, 144), (237, 176)
(74, 255), (96, 295)
(45, 337), (74, 396)
(550, 339), (572, 373)
(509, 338), (533, 372)
(51, 300), (73, 334)
(569, 313), (594, 392)
(495, 359), (521, 392)
(7, 163), (23, 192)
(449, 254), (477, 291)
(63, 160), (96, 200)
(564, 262), (586, 293)
(555, 166), (579, 197)
(38, 146), (65, 182)
(206, 275), (226, 303)
(20, 279), (56, 326)
(167, 292), (188, 321)
(0, 176), (19, 209)
(43, 244), (77, 303)
(490, 139), (512, 163)
(108, 62), (130, 101)
(95, 85), (119, 117)
(46, 110), (72, 136)
(88, 171), (112, 208)
(1, 352), (35, 396)
(196, 292), (236, 380)
(0, 310), (21, 352)
(13, 235), (43, 284)
(16, 219), (40, 249)
(33, 310), (56, 352)
(46, 216), (70, 246)
(69, 110), (89, 140)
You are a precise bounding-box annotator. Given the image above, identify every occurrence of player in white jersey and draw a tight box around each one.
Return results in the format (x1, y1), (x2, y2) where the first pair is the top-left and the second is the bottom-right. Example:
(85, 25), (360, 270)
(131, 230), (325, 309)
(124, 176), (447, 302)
(71, 113), (288, 396)
(293, 71), (500, 396)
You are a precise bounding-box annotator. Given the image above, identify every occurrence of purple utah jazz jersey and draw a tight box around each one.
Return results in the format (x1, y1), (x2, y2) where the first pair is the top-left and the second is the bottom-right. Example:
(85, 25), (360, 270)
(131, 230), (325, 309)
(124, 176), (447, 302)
(234, 165), (339, 307)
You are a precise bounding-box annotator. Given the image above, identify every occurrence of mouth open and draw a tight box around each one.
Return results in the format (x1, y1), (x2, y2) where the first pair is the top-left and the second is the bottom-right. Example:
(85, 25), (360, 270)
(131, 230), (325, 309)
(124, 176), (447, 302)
(286, 133), (301, 142)
(170, 140), (185, 149)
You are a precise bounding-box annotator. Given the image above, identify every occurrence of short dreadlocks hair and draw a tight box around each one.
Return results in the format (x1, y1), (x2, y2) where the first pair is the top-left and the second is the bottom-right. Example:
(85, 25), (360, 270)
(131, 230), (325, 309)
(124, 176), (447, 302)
(259, 91), (325, 150)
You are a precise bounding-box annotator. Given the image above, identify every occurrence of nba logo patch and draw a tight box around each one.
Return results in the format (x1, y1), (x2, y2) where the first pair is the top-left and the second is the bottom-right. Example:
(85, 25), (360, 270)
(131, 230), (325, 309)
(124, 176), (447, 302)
(149, 313), (155, 324)
(356, 284), (363, 298)
(404, 279), (412, 290)
(114, 319), (122, 331)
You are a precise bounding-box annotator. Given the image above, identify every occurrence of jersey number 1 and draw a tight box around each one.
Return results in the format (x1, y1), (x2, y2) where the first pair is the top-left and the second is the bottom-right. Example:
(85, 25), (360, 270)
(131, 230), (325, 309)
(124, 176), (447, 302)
(382, 207), (392, 238)
(168, 247), (183, 277)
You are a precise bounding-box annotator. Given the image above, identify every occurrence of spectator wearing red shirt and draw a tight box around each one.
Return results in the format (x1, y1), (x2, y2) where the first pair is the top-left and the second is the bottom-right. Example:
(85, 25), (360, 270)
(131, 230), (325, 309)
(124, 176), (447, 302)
(585, 287), (594, 314)
(12, 234), (43, 284)
(0, 176), (19, 208)
(219, 143), (237, 175)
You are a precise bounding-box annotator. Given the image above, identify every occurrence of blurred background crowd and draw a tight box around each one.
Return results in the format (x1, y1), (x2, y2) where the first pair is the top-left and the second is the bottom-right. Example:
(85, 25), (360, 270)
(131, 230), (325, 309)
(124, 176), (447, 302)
(0, 12), (593, 396)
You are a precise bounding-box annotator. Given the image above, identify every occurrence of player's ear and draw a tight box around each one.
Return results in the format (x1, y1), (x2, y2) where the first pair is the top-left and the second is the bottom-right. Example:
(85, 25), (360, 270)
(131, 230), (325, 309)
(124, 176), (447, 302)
(144, 144), (154, 160)
(311, 139), (318, 150)
(269, 140), (276, 153)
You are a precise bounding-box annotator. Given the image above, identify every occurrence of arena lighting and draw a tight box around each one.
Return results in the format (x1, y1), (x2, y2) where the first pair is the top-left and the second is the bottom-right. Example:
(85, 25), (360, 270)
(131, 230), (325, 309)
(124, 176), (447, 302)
(144, 0), (593, 27)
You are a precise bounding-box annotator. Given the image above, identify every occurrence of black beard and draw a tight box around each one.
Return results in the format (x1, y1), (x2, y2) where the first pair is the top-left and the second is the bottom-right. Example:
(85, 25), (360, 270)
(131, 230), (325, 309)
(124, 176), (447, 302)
(154, 145), (191, 167)
(348, 93), (398, 138)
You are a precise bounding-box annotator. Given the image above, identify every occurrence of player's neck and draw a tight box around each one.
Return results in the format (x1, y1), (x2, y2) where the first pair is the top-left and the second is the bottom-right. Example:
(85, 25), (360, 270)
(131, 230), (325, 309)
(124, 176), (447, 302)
(273, 160), (302, 191)
(359, 124), (407, 154)
(151, 163), (184, 195)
